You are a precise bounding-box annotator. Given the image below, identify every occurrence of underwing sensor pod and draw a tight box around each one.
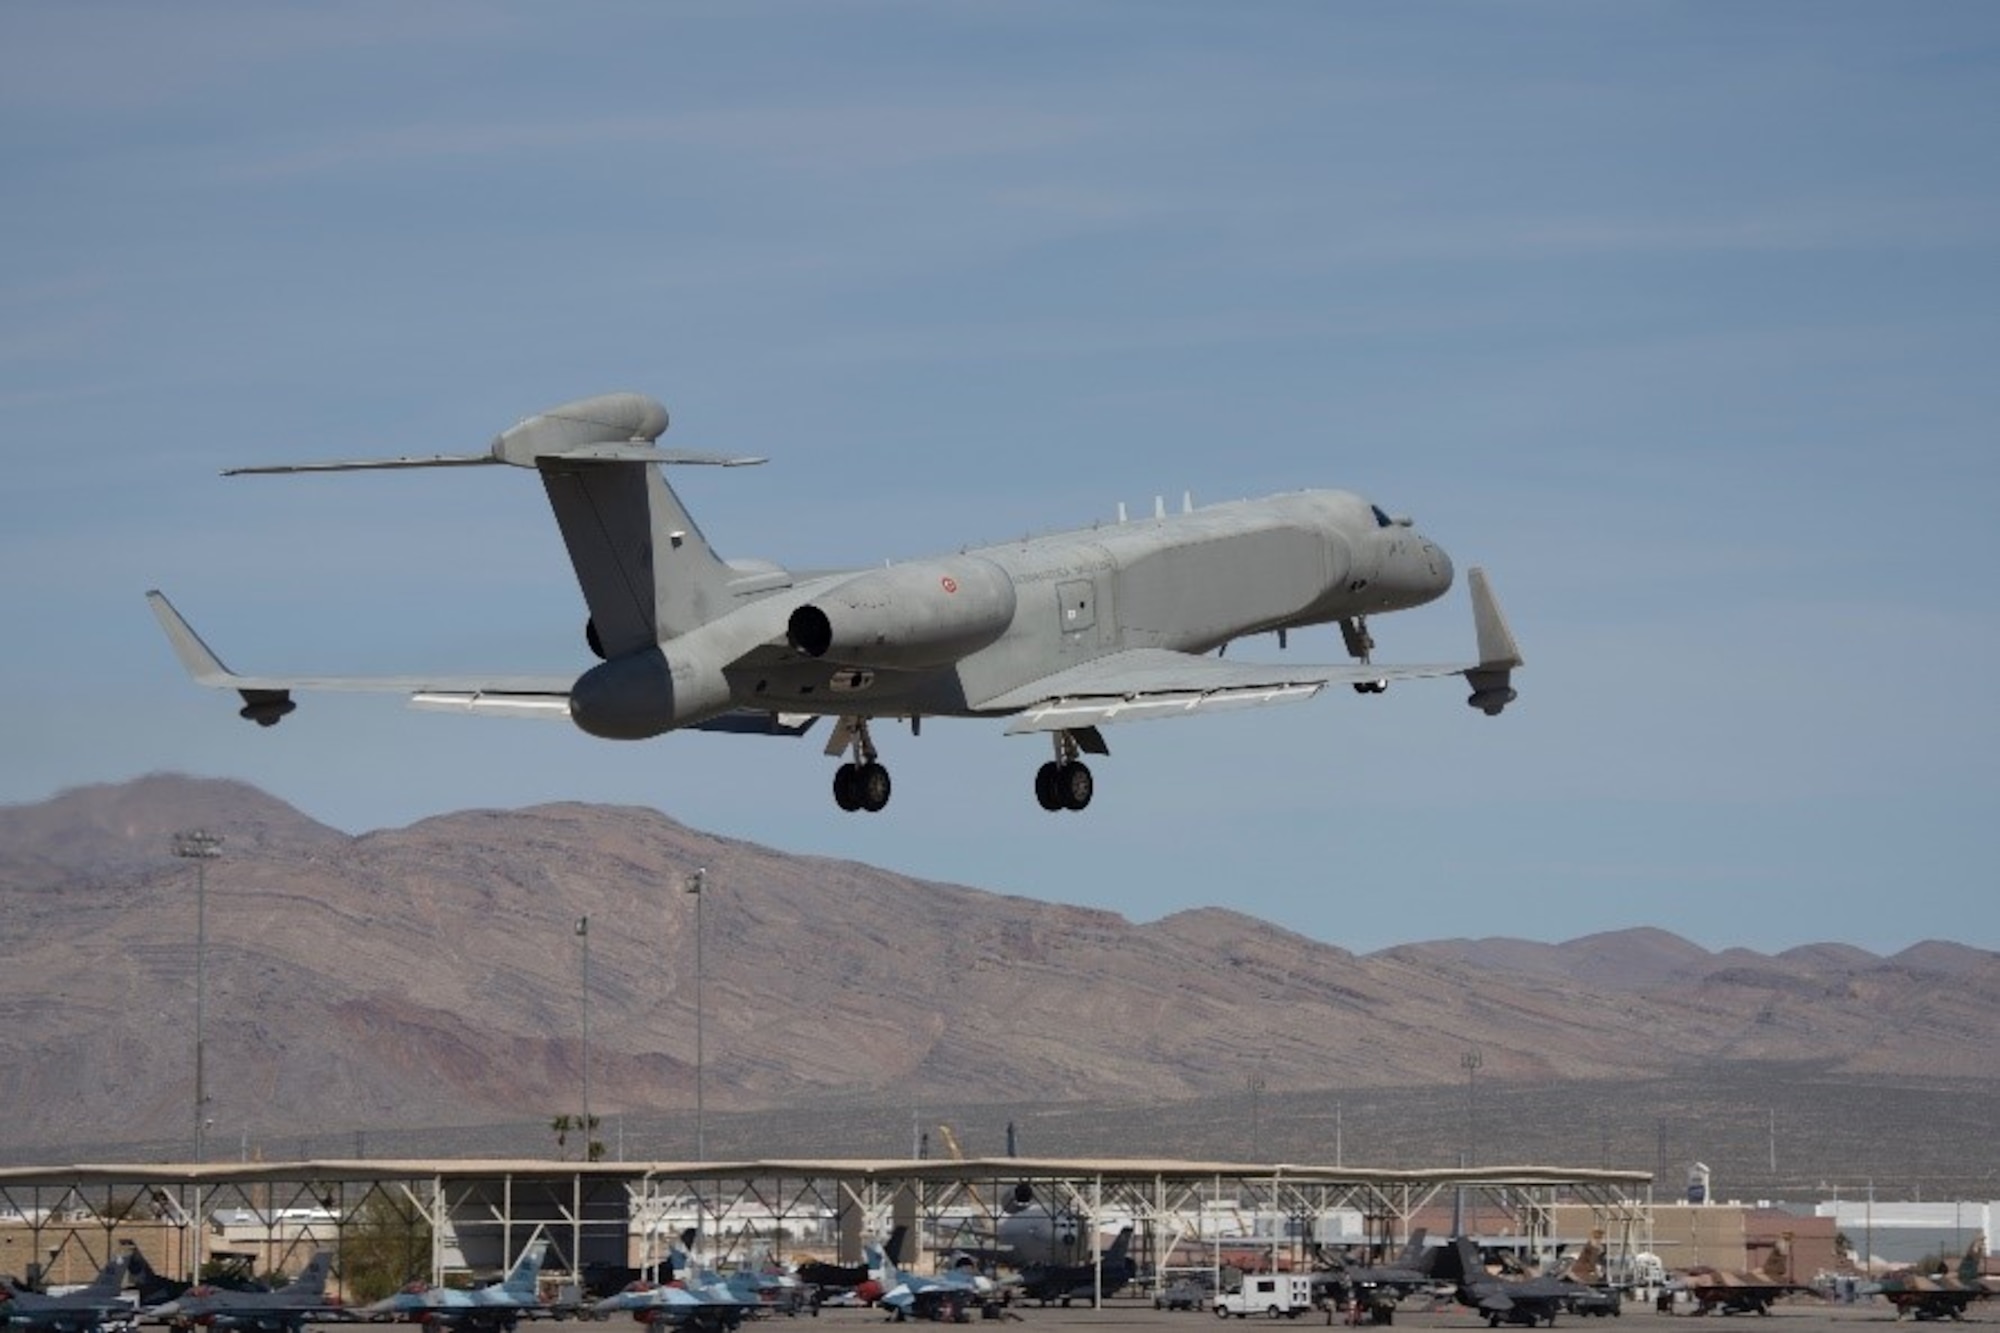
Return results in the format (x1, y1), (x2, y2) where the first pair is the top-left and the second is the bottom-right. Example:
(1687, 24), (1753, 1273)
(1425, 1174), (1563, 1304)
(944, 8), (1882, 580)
(787, 558), (1016, 669)
(148, 391), (1523, 814)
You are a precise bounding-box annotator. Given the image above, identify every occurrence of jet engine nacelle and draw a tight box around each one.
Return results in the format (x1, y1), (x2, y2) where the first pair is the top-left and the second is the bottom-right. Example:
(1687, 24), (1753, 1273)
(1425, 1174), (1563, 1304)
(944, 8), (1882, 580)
(567, 646), (732, 740)
(787, 557), (1016, 669)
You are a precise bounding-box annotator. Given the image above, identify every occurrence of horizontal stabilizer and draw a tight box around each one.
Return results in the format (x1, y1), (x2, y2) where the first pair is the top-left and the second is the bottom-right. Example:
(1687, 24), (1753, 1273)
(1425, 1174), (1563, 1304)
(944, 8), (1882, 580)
(226, 445), (763, 475)
(225, 454), (499, 476)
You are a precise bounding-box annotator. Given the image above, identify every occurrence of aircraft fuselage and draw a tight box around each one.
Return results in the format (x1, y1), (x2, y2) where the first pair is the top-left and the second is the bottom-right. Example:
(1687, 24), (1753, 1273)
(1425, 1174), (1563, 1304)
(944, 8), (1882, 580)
(569, 489), (1452, 740)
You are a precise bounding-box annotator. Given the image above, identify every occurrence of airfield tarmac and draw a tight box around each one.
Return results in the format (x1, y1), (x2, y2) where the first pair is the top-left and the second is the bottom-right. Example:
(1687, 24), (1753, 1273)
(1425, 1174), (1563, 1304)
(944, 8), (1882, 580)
(278, 1303), (1977, 1333)
(782, 1304), (1958, 1332)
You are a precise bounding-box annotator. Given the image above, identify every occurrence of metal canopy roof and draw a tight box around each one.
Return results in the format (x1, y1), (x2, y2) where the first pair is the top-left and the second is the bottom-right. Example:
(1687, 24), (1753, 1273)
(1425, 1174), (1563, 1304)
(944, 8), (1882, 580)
(0, 1156), (1652, 1189)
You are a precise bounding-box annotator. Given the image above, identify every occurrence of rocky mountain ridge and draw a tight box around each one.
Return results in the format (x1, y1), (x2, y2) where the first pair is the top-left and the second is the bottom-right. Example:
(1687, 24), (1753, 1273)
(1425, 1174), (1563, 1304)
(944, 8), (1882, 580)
(3, 775), (1995, 1184)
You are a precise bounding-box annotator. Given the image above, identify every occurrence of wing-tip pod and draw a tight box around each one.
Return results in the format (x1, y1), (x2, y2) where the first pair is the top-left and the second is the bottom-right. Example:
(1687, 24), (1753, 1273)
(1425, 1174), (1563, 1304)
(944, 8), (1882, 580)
(1464, 566), (1522, 715)
(145, 590), (296, 726)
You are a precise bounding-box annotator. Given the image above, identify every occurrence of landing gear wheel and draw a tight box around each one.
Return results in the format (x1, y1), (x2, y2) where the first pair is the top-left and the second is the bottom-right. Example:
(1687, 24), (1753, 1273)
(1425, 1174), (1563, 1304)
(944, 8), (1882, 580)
(1059, 761), (1094, 811)
(857, 761), (892, 812)
(832, 763), (862, 812)
(1034, 762), (1064, 811)
(1352, 679), (1387, 695)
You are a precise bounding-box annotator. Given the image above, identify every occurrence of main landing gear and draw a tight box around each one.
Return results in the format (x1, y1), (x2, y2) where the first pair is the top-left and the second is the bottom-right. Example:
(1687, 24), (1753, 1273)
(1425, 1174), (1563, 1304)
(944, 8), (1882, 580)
(830, 717), (892, 813)
(1034, 731), (1094, 812)
(824, 718), (1105, 814)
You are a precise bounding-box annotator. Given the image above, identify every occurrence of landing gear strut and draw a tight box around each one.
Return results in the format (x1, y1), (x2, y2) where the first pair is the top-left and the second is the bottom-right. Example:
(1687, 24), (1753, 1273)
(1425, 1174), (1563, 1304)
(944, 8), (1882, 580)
(830, 717), (892, 813)
(1034, 731), (1094, 812)
(1342, 616), (1388, 694)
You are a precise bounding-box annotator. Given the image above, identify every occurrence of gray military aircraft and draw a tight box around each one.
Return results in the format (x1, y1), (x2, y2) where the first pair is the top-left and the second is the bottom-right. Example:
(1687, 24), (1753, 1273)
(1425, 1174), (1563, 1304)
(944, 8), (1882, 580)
(147, 1252), (335, 1333)
(150, 392), (1520, 813)
(0, 1253), (131, 1333)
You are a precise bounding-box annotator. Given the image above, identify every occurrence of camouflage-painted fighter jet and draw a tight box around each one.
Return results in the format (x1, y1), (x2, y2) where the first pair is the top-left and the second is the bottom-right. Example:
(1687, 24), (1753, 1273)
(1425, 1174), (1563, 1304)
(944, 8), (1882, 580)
(1867, 1234), (1992, 1322)
(151, 392), (1521, 813)
(364, 1239), (548, 1332)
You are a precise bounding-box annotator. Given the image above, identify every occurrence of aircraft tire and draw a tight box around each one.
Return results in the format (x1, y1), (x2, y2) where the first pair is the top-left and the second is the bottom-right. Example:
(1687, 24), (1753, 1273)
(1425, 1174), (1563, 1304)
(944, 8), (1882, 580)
(1034, 762), (1063, 811)
(858, 762), (892, 812)
(1059, 761), (1094, 811)
(833, 763), (862, 811)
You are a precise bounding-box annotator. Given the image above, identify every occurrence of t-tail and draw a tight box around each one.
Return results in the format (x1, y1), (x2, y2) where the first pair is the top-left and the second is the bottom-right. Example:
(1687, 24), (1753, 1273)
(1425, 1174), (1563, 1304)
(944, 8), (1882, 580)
(222, 392), (774, 654)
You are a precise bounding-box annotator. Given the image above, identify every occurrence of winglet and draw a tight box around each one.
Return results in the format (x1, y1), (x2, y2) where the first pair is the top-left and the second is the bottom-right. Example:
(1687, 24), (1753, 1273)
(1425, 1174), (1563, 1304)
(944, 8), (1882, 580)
(1464, 567), (1521, 715)
(146, 590), (238, 686)
(146, 591), (296, 726)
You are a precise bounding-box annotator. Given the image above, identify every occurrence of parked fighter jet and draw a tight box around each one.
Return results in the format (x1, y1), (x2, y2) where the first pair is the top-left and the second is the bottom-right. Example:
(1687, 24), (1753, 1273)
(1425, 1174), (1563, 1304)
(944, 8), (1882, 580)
(1680, 1233), (1811, 1316)
(123, 1249), (265, 1311)
(1314, 1228), (1438, 1319)
(1440, 1236), (1586, 1328)
(874, 1248), (996, 1322)
(593, 1269), (756, 1333)
(148, 1253), (335, 1333)
(1866, 1234), (1992, 1321)
(796, 1227), (906, 1303)
(1015, 1226), (1135, 1307)
(150, 392), (1521, 813)
(365, 1238), (548, 1331)
(0, 1253), (131, 1333)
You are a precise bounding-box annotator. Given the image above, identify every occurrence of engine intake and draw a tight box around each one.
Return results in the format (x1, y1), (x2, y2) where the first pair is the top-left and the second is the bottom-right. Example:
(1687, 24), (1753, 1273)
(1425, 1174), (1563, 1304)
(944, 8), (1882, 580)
(787, 557), (1016, 669)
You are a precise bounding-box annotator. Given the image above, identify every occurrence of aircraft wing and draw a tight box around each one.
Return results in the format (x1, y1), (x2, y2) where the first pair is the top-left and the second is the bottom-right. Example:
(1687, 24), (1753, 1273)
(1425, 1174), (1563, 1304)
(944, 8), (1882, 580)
(147, 591), (814, 735)
(982, 649), (1471, 734)
(983, 565), (1522, 733)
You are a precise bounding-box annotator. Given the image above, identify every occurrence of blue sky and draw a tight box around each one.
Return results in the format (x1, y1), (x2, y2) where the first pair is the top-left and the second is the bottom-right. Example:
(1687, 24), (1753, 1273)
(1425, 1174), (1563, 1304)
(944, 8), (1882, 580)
(4, 2), (1996, 954)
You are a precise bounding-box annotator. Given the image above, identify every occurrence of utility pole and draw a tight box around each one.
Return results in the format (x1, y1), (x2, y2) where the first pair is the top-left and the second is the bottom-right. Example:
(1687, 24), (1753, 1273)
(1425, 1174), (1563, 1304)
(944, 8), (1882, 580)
(684, 868), (707, 1161)
(172, 830), (222, 1163)
(1461, 1049), (1483, 1168)
(577, 915), (591, 1161)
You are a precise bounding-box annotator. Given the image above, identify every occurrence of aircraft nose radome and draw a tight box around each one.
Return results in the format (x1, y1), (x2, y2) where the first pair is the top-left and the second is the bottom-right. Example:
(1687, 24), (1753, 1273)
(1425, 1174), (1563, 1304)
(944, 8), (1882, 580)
(1431, 542), (1455, 594)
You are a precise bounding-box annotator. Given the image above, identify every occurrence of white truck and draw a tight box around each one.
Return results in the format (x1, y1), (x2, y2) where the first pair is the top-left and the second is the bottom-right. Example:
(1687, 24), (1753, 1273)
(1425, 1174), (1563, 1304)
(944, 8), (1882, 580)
(1215, 1274), (1317, 1319)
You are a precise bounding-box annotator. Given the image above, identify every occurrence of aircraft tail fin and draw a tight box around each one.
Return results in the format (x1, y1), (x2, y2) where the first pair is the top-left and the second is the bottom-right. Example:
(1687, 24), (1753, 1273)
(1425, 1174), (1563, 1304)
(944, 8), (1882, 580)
(1761, 1233), (1793, 1282)
(503, 1238), (550, 1296)
(277, 1253), (332, 1297)
(222, 393), (772, 656)
(1104, 1227), (1134, 1263)
(509, 394), (773, 653)
(884, 1224), (910, 1266)
(872, 1241), (904, 1287)
(1569, 1231), (1605, 1282)
(1395, 1228), (1429, 1269)
(82, 1253), (129, 1297)
(1960, 1234), (1986, 1283)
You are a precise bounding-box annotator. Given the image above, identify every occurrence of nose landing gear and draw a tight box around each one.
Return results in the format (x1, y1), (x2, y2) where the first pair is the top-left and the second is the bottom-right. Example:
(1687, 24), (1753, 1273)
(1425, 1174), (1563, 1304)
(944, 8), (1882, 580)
(1342, 616), (1388, 694)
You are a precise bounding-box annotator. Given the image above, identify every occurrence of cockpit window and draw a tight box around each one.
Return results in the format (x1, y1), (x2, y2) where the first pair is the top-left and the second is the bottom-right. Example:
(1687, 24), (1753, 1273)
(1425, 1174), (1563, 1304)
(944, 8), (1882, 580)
(1371, 504), (1393, 528)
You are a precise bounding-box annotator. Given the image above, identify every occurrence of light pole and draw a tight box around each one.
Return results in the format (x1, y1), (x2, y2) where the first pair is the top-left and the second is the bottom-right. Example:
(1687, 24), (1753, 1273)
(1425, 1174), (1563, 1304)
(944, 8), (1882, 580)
(684, 868), (707, 1161)
(172, 830), (222, 1163)
(1460, 1049), (1483, 1168)
(576, 915), (591, 1161)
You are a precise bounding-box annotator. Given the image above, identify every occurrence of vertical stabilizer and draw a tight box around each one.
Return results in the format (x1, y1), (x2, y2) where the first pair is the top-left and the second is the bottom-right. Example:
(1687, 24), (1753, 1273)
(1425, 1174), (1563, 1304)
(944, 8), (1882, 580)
(503, 1239), (549, 1296)
(486, 393), (765, 654)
